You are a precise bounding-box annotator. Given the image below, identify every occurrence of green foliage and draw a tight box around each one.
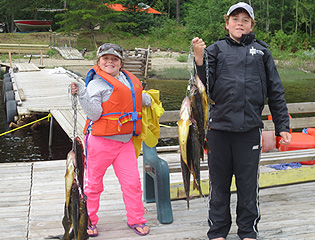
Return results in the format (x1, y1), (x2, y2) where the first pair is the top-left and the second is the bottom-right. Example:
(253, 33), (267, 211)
(183, 0), (233, 45)
(293, 48), (315, 61)
(0, 0), (314, 55)
(55, 0), (109, 32)
(176, 54), (188, 62)
(147, 18), (190, 51)
(46, 49), (58, 57)
(152, 0), (165, 13)
(110, 0), (156, 34)
(270, 30), (292, 51)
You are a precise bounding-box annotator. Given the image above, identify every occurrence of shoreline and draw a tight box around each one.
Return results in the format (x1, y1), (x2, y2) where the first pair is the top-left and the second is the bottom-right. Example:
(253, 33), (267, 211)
(9, 51), (189, 78)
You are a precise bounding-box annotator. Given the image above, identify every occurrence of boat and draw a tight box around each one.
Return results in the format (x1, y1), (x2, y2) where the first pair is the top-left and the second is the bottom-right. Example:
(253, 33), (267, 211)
(14, 20), (52, 32)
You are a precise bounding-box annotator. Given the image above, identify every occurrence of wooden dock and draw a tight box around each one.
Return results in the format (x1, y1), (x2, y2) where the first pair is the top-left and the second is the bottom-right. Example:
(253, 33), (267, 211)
(0, 43), (49, 54)
(3, 64), (315, 239)
(52, 47), (85, 60)
(1, 157), (315, 240)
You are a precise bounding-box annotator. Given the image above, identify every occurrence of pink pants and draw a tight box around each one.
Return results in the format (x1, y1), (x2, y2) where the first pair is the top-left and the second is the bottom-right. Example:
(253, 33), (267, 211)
(84, 134), (146, 226)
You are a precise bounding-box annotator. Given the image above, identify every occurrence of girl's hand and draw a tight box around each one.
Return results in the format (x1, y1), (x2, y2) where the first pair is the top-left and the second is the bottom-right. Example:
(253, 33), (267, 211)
(71, 82), (79, 95)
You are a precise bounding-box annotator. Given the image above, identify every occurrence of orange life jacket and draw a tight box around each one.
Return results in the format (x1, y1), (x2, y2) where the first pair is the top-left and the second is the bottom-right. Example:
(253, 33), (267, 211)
(83, 65), (143, 136)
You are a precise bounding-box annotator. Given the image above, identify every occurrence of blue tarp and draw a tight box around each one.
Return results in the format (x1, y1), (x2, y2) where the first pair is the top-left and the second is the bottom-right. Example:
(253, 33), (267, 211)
(269, 162), (302, 170)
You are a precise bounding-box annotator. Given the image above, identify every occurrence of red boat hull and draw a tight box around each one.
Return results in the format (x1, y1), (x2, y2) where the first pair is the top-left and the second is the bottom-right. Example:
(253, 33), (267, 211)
(14, 20), (52, 32)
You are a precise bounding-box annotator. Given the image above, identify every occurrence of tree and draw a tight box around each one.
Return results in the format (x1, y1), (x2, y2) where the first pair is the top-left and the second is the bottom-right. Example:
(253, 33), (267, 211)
(56, 0), (110, 32)
(0, 0), (69, 32)
(113, 0), (156, 34)
(176, 0), (180, 24)
(184, 0), (233, 45)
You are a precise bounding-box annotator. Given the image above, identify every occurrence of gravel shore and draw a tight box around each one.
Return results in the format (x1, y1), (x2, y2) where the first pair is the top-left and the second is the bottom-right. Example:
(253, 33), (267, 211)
(35, 51), (188, 76)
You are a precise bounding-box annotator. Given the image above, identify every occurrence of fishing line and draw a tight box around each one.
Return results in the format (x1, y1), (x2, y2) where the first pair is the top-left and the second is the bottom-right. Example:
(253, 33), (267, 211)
(204, 49), (210, 100)
(70, 86), (86, 200)
(186, 39), (196, 97)
(71, 89), (78, 152)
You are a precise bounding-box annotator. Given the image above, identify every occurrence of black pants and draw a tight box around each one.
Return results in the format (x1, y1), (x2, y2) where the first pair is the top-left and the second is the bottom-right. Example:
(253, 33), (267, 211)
(206, 128), (261, 240)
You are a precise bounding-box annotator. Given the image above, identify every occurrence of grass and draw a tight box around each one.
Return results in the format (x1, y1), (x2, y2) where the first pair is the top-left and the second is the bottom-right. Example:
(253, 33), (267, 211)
(176, 54), (188, 62)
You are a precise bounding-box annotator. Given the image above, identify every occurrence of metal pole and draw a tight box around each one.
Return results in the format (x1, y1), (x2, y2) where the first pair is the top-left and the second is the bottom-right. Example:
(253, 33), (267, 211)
(48, 115), (54, 159)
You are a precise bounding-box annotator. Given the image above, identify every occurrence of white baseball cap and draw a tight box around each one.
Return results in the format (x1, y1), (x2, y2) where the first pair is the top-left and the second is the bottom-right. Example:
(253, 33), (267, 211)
(227, 2), (255, 20)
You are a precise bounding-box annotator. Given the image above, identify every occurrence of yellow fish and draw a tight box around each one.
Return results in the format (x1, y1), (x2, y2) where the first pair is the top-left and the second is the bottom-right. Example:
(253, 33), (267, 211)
(177, 96), (192, 168)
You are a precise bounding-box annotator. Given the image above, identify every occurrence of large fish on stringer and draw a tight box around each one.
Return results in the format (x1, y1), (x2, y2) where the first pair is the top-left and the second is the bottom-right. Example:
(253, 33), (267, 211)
(62, 137), (89, 240)
(178, 73), (215, 208)
(45, 137), (89, 240)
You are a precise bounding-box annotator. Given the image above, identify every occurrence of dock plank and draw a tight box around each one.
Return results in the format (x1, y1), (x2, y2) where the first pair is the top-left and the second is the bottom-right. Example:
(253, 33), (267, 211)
(11, 68), (78, 115)
(1, 159), (315, 240)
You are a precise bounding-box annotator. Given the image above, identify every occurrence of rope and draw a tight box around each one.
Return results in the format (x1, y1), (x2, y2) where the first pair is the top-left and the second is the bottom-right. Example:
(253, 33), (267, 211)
(0, 113), (52, 137)
(159, 123), (172, 128)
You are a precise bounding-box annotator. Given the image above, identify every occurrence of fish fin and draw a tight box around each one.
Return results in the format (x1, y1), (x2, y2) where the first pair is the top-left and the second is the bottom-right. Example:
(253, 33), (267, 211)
(208, 97), (215, 105)
(203, 141), (211, 154)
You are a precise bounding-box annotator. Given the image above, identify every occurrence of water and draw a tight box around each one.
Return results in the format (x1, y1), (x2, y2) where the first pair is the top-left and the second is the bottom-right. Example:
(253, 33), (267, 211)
(2, 70), (314, 163)
(145, 79), (188, 110)
(0, 78), (188, 163)
(0, 97), (72, 163)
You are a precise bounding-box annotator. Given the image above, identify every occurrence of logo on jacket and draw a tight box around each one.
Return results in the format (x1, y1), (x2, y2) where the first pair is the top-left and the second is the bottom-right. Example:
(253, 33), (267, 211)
(249, 47), (264, 56)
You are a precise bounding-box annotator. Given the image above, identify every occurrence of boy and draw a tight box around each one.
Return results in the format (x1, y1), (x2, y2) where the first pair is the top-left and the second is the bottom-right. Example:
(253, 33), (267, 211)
(192, 2), (292, 240)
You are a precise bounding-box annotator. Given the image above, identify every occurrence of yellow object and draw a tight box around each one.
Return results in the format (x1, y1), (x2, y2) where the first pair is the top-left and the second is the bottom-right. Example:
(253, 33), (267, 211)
(132, 89), (165, 158)
(170, 166), (315, 200)
(0, 113), (52, 137)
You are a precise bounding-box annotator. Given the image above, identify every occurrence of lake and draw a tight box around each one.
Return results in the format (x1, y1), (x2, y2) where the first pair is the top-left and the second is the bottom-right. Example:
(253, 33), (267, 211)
(0, 99), (72, 163)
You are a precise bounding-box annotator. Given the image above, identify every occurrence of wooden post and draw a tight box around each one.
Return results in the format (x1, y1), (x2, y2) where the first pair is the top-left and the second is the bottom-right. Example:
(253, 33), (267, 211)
(144, 45), (151, 79)
(9, 51), (12, 68)
(40, 50), (43, 66)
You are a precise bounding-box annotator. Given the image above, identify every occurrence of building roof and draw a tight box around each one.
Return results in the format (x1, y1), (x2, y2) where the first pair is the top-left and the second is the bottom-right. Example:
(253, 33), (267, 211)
(105, 3), (162, 14)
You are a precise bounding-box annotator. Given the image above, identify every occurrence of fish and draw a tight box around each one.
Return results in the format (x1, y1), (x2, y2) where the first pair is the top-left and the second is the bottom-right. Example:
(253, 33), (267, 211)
(61, 186), (88, 240)
(65, 150), (76, 211)
(70, 184), (80, 239)
(180, 154), (191, 209)
(61, 201), (72, 240)
(190, 85), (206, 160)
(187, 122), (202, 196)
(62, 137), (89, 240)
(194, 74), (215, 132)
(177, 97), (193, 167)
(74, 137), (85, 192)
(77, 197), (89, 240)
(177, 96), (192, 169)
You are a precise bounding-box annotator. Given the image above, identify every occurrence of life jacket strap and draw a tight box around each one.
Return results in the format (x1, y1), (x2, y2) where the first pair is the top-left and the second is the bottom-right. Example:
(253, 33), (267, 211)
(118, 111), (142, 131)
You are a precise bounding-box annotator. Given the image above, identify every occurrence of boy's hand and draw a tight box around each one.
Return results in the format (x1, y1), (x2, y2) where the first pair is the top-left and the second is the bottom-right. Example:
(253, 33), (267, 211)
(192, 37), (206, 66)
(279, 131), (292, 145)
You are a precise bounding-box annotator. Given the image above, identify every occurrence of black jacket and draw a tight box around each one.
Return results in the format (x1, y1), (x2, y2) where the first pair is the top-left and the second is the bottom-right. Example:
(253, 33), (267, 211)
(196, 33), (290, 135)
